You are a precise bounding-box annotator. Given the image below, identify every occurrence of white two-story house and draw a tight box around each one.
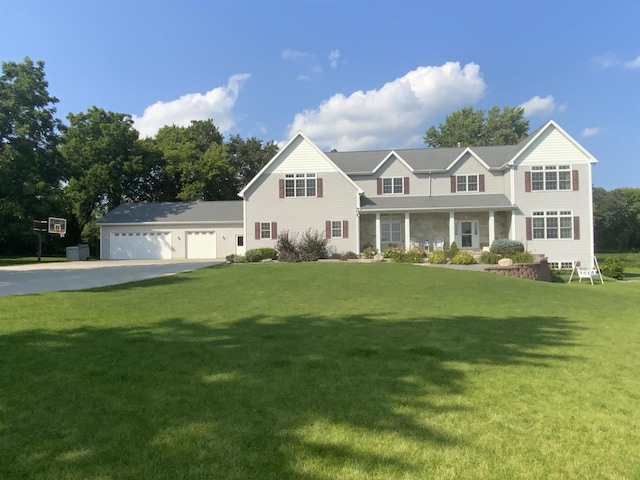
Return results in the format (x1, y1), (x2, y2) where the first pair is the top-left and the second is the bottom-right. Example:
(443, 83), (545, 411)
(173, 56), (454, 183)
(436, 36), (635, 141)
(239, 120), (597, 268)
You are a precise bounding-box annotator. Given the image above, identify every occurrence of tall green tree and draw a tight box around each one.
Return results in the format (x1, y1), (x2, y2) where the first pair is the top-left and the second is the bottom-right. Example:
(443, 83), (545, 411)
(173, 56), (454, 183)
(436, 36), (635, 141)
(0, 57), (66, 254)
(592, 187), (634, 252)
(424, 106), (529, 147)
(60, 107), (142, 231)
(226, 134), (279, 192)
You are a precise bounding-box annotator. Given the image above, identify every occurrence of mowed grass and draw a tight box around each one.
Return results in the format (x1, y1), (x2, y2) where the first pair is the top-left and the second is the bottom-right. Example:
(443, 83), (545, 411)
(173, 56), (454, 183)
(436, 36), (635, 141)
(1, 263), (639, 480)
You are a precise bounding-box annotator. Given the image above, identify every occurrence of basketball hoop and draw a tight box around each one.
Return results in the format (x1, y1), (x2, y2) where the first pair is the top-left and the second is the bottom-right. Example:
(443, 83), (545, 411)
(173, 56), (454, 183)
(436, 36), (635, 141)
(48, 217), (67, 237)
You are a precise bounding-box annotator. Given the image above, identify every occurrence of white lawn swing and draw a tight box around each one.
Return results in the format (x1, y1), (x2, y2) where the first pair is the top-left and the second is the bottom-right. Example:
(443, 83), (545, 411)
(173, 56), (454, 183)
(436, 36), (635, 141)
(568, 257), (604, 285)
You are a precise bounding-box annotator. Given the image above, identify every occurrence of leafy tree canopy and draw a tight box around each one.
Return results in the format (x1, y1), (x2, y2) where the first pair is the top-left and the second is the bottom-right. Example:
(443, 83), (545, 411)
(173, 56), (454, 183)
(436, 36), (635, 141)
(424, 106), (530, 148)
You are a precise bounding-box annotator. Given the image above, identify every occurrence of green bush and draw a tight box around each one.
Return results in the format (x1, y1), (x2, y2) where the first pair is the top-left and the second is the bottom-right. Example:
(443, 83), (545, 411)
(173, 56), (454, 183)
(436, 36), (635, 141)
(448, 241), (459, 258)
(480, 251), (500, 264)
(428, 250), (447, 264)
(225, 254), (247, 264)
(490, 239), (525, 255)
(297, 229), (329, 261)
(245, 248), (276, 263)
(382, 247), (404, 261)
(451, 250), (476, 265)
(399, 250), (424, 264)
(508, 252), (534, 263)
(361, 247), (377, 259)
(600, 257), (625, 279)
(341, 251), (359, 260)
(275, 231), (299, 262)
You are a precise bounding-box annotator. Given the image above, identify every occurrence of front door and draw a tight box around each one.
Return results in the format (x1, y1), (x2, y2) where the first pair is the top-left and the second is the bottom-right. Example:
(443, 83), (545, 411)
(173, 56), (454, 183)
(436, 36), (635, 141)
(455, 220), (479, 249)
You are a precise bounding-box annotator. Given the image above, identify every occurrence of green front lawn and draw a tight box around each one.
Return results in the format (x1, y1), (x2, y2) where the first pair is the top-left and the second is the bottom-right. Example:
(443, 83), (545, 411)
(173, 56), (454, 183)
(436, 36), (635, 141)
(1, 264), (638, 479)
(598, 252), (640, 279)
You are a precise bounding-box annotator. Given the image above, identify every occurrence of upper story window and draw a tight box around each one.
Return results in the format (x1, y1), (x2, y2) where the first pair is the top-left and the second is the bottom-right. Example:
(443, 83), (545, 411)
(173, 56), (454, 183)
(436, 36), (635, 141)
(377, 177), (409, 195)
(285, 173), (316, 197)
(451, 174), (485, 193)
(382, 177), (404, 194)
(456, 175), (478, 192)
(531, 166), (572, 191)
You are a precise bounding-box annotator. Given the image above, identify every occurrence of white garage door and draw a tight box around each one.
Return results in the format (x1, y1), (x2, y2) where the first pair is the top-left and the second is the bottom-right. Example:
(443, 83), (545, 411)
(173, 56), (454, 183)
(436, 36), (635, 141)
(186, 231), (216, 259)
(110, 232), (172, 260)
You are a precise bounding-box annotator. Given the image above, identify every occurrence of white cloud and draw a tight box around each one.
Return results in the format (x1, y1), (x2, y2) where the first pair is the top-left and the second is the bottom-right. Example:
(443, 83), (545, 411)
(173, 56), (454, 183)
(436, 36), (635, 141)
(281, 49), (310, 60)
(624, 55), (640, 69)
(328, 49), (341, 69)
(520, 95), (561, 117)
(133, 74), (250, 138)
(296, 74), (312, 82)
(286, 62), (486, 150)
(581, 127), (600, 137)
(592, 53), (619, 69)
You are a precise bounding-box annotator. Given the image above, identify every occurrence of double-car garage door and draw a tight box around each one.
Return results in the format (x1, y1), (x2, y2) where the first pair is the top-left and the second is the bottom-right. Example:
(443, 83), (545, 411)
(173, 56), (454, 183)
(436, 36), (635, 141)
(110, 231), (216, 260)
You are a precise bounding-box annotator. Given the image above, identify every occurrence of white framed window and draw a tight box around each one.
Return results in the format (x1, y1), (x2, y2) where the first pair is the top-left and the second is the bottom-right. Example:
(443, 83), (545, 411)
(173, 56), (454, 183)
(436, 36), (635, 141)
(456, 175), (478, 192)
(532, 211), (573, 239)
(381, 215), (402, 243)
(260, 222), (271, 239)
(531, 166), (571, 191)
(285, 173), (316, 197)
(382, 177), (404, 194)
(331, 221), (342, 238)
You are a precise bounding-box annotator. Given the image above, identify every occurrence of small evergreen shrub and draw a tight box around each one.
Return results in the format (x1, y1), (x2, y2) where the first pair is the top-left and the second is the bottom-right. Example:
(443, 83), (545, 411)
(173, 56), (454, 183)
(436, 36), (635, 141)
(490, 239), (525, 255)
(226, 254), (248, 264)
(329, 252), (343, 260)
(297, 229), (329, 261)
(341, 251), (359, 260)
(601, 257), (625, 279)
(451, 251), (476, 265)
(448, 241), (459, 258)
(361, 247), (377, 259)
(428, 250), (447, 264)
(480, 251), (500, 264)
(275, 230), (299, 262)
(245, 248), (276, 262)
(508, 252), (534, 263)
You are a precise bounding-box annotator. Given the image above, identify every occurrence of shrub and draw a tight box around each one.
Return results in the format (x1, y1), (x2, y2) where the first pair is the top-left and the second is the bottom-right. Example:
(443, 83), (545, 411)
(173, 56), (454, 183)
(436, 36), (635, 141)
(490, 239), (525, 255)
(428, 250), (447, 264)
(600, 257), (625, 279)
(382, 246), (404, 261)
(401, 249), (424, 264)
(480, 251), (500, 264)
(245, 248), (276, 263)
(508, 252), (534, 263)
(225, 254), (247, 264)
(341, 251), (359, 260)
(361, 247), (377, 259)
(297, 229), (329, 261)
(329, 252), (343, 260)
(451, 251), (476, 265)
(275, 230), (298, 262)
(448, 241), (459, 258)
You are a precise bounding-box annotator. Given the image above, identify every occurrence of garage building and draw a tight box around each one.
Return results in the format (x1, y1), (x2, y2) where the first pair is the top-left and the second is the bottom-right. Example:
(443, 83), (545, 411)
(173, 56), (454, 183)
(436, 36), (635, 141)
(98, 201), (244, 260)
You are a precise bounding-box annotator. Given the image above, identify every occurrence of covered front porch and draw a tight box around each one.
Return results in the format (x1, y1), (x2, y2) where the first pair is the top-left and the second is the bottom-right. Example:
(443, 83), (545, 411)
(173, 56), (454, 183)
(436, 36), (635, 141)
(359, 210), (513, 253)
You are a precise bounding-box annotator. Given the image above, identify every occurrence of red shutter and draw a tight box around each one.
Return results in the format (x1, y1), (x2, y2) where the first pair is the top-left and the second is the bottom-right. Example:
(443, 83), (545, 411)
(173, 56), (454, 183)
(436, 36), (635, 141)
(343, 220), (349, 238)
(317, 178), (323, 197)
(279, 179), (285, 198)
(377, 178), (382, 195)
(255, 222), (260, 240)
(404, 177), (410, 194)
(525, 171), (531, 192)
(451, 176), (456, 193)
(271, 222), (277, 240)
(572, 170), (579, 191)
(573, 216), (580, 240)
(479, 174), (485, 192)
(526, 217), (532, 240)
(326, 221), (332, 239)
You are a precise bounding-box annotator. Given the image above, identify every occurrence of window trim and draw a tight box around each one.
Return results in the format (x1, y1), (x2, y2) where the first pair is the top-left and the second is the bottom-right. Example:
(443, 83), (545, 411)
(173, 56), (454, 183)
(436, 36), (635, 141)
(331, 220), (342, 238)
(260, 222), (272, 239)
(456, 174), (479, 192)
(530, 165), (572, 191)
(531, 210), (574, 239)
(381, 176), (404, 195)
(284, 173), (317, 197)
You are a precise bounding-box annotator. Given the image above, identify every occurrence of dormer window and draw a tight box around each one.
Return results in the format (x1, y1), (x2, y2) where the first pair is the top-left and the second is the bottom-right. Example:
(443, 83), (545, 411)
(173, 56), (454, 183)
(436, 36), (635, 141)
(456, 175), (478, 192)
(377, 177), (409, 195)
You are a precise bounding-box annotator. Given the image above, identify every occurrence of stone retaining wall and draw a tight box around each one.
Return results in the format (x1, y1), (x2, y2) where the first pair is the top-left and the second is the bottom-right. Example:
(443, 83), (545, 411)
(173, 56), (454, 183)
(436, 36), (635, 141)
(484, 259), (552, 282)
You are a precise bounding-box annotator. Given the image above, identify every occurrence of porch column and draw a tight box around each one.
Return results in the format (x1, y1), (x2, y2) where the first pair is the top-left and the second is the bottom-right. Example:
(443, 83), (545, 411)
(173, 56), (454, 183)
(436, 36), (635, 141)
(509, 211), (516, 239)
(404, 212), (410, 250)
(375, 213), (381, 252)
(355, 211), (361, 254)
(488, 210), (495, 247)
(448, 211), (455, 249)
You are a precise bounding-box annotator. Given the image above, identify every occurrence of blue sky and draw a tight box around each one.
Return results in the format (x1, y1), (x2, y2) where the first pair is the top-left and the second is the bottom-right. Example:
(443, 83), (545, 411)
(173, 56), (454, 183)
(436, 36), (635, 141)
(1, 0), (638, 189)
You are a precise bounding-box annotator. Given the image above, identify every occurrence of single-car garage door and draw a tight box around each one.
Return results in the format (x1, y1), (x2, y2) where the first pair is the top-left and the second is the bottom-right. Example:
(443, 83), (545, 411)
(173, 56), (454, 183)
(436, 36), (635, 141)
(186, 231), (216, 259)
(110, 232), (172, 260)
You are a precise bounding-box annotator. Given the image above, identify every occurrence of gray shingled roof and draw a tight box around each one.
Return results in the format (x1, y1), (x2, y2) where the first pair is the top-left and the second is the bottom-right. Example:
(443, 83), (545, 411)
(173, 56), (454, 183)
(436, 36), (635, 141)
(326, 130), (538, 174)
(360, 194), (514, 211)
(97, 201), (243, 224)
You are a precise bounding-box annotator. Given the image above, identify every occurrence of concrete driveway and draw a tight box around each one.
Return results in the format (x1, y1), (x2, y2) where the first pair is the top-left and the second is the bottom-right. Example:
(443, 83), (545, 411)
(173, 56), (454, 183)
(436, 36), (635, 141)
(0, 259), (222, 297)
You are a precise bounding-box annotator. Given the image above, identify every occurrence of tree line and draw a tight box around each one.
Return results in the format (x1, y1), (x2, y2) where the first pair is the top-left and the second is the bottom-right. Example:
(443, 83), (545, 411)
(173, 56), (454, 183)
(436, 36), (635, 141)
(1, 58), (277, 255)
(1, 58), (638, 256)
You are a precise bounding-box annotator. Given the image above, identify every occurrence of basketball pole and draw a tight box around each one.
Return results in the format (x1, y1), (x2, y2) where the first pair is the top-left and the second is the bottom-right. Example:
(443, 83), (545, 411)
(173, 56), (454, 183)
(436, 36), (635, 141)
(37, 230), (42, 263)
